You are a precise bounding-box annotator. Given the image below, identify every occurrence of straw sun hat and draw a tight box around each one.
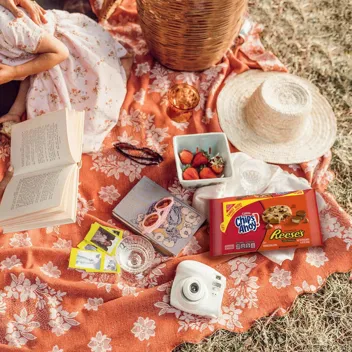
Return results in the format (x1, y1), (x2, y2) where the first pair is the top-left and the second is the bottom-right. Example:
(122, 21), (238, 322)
(217, 70), (337, 164)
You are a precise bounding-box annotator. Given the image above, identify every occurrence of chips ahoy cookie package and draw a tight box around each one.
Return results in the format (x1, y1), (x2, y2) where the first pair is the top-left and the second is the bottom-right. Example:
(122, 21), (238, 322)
(210, 190), (323, 256)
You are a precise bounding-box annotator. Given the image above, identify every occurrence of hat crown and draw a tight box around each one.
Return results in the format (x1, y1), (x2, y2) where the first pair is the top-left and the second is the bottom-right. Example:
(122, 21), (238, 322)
(261, 76), (312, 116)
(245, 75), (312, 143)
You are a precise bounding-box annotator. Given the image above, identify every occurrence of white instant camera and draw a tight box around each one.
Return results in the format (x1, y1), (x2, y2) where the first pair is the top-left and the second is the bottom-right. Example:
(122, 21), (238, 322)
(170, 260), (226, 318)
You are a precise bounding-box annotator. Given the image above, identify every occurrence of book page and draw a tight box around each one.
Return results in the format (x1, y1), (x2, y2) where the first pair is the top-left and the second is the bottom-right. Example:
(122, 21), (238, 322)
(0, 165), (75, 222)
(67, 111), (85, 163)
(1, 166), (79, 233)
(11, 109), (76, 175)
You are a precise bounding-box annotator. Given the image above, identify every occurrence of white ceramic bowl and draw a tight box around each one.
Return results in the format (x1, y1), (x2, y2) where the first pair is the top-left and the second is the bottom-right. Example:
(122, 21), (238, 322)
(173, 132), (234, 188)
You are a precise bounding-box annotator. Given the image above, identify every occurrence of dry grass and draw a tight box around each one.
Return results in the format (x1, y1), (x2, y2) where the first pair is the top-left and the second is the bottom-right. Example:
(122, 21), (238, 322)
(249, 0), (352, 214)
(177, 0), (352, 350)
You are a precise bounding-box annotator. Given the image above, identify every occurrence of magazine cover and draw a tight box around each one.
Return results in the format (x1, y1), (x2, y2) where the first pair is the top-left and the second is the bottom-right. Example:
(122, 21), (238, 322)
(113, 177), (206, 256)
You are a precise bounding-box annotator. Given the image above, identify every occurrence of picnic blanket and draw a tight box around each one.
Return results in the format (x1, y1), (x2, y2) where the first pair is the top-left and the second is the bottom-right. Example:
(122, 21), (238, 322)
(0, 1), (351, 351)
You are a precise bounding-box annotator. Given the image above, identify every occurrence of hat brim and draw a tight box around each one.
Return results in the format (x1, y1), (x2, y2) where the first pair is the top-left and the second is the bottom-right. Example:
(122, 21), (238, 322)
(217, 70), (337, 164)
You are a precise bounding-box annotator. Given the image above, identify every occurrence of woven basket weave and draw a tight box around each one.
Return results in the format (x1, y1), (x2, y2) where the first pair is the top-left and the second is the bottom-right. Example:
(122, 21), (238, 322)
(136, 0), (247, 71)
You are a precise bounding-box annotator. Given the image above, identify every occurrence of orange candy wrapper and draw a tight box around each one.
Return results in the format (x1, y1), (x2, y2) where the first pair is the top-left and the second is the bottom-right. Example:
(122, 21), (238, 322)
(210, 190), (323, 256)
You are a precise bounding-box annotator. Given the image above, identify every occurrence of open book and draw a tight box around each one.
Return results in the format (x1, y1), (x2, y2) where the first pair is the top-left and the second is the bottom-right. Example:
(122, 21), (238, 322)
(0, 109), (84, 233)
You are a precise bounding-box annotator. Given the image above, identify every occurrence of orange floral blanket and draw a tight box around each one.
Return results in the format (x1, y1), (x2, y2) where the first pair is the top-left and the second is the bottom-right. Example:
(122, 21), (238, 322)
(0, 1), (351, 351)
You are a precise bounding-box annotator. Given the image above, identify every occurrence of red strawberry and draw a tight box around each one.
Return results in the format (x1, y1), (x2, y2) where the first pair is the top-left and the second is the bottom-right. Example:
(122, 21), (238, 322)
(199, 166), (217, 179)
(182, 165), (199, 180)
(209, 154), (225, 174)
(192, 150), (209, 168)
(179, 149), (193, 165)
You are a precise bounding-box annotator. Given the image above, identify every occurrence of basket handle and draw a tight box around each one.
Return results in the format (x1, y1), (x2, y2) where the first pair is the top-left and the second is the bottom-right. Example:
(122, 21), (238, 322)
(99, 0), (124, 21)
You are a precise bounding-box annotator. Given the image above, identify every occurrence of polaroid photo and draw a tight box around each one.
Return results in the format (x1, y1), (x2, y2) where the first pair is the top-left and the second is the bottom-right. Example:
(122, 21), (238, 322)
(77, 240), (98, 251)
(69, 249), (120, 274)
(69, 249), (102, 271)
(85, 253), (120, 274)
(103, 255), (118, 272)
(85, 223), (122, 256)
(103, 226), (123, 238)
(85, 254), (119, 273)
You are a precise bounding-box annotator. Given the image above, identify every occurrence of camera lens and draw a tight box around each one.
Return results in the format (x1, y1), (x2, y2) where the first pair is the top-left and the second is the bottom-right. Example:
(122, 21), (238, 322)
(190, 282), (199, 293)
(182, 277), (205, 302)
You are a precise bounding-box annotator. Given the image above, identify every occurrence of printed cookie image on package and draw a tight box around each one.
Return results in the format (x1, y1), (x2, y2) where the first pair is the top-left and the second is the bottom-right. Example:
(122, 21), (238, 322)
(209, 190), (323, 256)
(262, 205), (292, 224)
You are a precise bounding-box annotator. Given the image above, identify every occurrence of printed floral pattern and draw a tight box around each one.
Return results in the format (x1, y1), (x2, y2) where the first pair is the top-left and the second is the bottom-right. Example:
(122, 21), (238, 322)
(269, 267), (292, 289)
(91, 151), (146, 182)
(182, 237), (201, 255)
(84, 298), (104, 311)
(9, 233), (32, 247)
(294, 276), (324, 294)
(49, 306), (79, 336)
(88, 331), (112, 352)
(98, 185), (120, 204)
(46, 226), (60, 235)
(133, 88), (146, 105)
(135, 62), (150, 76)
(0, 255), (22, 271)
(117, 282), (140, 297)
(211, 303), (243, 329)
(168, 177), (195, 205)
(306, 248), (329, 268)
(117, 131), (140, 146)
(5, 308), (40, 347)
(40, 262), (61, 278)
(52, 239), (72, 249)
(45, 225), (60, 235)
(227, 255), (259, 308)
(77, 192), (96, 226)
(79, 271), (113, 293)
(5, 274), (37, 302)
(131, 317), (156, 341)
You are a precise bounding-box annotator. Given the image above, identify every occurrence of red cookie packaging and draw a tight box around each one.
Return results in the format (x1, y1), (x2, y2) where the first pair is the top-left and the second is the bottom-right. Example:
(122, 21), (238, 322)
(209, 190), (323, 256)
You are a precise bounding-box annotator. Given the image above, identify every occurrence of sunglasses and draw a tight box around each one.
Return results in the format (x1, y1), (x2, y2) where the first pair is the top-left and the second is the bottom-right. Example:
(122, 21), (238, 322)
(114, 142), (163, 166)
(141, 197), (174, 234)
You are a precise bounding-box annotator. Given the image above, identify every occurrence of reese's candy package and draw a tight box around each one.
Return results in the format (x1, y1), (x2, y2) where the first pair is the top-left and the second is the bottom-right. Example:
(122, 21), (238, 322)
(209, 189), (322, 256)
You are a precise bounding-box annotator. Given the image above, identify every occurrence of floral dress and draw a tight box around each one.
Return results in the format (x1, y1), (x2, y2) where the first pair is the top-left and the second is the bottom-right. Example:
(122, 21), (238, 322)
(0, 6), (127, 153)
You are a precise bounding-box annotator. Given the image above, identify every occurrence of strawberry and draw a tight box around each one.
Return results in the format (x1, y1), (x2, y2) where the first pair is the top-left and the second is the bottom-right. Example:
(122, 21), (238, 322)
(199, 166), (217, 179)
(192, 150), (209, 168)
(209, 154), (225, 174)
(182, 165), (199, 180)
(179, 149), (193, 165)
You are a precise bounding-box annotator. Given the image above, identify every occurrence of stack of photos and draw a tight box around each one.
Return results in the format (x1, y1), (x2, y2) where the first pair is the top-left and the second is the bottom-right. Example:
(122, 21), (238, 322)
(69, 222), (123, 273)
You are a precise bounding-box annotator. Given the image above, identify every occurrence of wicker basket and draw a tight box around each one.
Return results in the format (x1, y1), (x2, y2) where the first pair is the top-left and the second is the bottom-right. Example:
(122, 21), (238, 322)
(136, 0), (247, 71)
